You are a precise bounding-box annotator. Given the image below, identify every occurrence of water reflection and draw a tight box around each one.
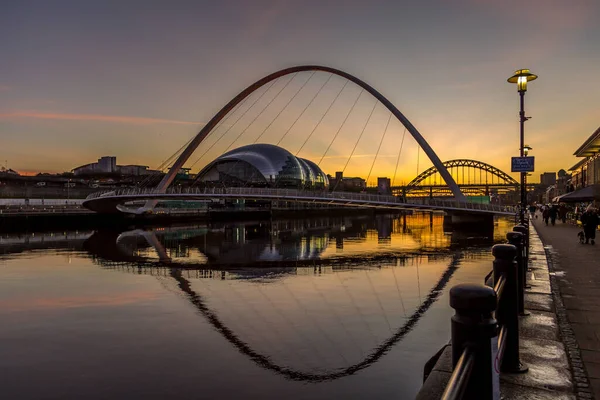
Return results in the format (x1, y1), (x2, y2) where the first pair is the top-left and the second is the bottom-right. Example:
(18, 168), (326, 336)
(79, 213), (501, 268)
(162, 252), (463, 382)
(0, 213), (512, 393)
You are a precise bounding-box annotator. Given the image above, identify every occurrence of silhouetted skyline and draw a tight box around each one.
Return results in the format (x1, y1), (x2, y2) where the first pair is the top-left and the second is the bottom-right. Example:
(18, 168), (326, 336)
(2, 0), (599, 183)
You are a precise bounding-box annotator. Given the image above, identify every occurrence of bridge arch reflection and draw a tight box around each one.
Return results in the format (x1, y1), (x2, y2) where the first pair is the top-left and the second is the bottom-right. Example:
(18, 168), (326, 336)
(82, 214), (500, 382)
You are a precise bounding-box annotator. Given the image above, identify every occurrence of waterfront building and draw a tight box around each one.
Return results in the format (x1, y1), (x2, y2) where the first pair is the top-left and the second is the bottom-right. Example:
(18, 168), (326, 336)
(539, 172), (557, 186)
(569, 125), (600, 190)
(73, 156), (158, 177)
(327, 171), (367, 192)
(195, 143), (329, 189)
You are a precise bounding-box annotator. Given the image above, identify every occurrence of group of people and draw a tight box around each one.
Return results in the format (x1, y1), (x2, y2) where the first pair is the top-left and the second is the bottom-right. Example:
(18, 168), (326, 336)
(530, 203), (599, 245)
(531, 204), (568, 226)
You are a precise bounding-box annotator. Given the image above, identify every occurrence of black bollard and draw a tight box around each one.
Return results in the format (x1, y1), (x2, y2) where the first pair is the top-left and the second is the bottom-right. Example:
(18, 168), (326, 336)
(513, 224), (529, 261)
(449, 283), (498, 399)
(492, 244), (528, 373)
(513, 224), (531, 289)
(507, 232), (529, 316)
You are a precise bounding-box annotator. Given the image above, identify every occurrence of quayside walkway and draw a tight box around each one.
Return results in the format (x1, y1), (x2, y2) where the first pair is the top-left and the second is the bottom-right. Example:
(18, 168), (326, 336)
(533, 215), (600, 399)
(416, 220), (579, 399)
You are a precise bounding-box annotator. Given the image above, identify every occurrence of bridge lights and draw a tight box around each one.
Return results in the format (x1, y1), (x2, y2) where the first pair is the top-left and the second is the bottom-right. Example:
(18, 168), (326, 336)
(507, 69), (538, 223)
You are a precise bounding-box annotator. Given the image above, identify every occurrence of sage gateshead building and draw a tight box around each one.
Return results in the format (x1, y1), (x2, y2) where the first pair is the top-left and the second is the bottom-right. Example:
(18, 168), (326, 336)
(195, 144), (329, 189)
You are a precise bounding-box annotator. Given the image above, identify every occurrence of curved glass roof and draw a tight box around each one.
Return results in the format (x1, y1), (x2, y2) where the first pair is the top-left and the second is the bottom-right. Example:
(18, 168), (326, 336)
(197, 144), (329, 189)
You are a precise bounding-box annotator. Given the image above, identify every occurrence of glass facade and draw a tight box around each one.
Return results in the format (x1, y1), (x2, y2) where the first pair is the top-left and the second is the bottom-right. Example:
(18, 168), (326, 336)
(196, 144), (329, 189)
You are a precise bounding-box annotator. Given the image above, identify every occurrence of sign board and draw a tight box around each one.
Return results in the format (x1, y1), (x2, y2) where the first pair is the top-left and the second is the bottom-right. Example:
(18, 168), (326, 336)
(511, 156), (535, 172)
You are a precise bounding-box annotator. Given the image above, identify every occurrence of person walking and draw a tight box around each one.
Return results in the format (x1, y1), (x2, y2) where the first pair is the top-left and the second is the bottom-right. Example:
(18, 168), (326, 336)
(559, 204), (568, 223)
(581, 206), (600, 245)
(549, 205), (559, 226)
(543, 206), (550, 226)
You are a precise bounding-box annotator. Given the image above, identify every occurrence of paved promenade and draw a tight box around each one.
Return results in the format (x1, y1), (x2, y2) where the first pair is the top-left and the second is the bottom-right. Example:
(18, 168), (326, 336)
(532, 214), (600, 399)
(416, 218), (576, 399)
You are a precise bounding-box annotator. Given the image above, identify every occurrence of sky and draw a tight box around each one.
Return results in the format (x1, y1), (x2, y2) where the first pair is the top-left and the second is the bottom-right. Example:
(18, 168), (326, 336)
(1, 0), (599, 184)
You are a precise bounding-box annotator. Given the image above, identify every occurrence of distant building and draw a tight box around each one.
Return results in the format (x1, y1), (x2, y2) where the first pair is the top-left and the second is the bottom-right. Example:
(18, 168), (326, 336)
(119, 164), (151, 176)
(327, 171), (366, 191)
(73, 156), (154, 177)
(0, 168), (19, 176)
(555, 169), (571, 196)
(377, 177), (391, 195)
(539, 172), (556, 186)
(98, 156), (116, 173)
(343, 177), (367, 191)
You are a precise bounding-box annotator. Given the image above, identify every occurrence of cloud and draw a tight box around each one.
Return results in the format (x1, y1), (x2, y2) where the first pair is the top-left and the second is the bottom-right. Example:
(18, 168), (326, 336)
(0, 110), (206, 126)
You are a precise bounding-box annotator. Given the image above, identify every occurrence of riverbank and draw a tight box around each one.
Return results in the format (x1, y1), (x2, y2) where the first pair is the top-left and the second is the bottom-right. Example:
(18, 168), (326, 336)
(532, 214), (600, 399)
(416, 220), (577, 399)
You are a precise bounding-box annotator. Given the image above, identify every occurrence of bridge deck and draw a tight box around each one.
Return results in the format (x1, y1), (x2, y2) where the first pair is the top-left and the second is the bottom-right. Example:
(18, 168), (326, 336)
(83, 187), (517, 216)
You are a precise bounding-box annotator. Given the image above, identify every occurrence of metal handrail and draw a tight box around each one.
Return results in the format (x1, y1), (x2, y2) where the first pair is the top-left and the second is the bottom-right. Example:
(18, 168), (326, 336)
(84, 186), (518, 214)
(493, 274), (506, 301)
(441, 347), (476, 400)
(437, 239), (525, 400)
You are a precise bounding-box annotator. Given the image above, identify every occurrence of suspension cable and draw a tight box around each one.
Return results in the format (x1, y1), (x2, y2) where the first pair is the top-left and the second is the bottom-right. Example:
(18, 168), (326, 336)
(213, 73), (298, 189)
(391, 128), (407, 187)
(276, 73), (333, 147)
(333, 99), (378, 191)
(187, 79), (279, 171)
(318, 89), (364, 167)
(253, 71), (315, 144)
(295, 79), (350, 157)
(366, 112), (392, 187)
(416, 145), (420, 177)
(138, 97), (251, 189)
(223, 73), (298, 153)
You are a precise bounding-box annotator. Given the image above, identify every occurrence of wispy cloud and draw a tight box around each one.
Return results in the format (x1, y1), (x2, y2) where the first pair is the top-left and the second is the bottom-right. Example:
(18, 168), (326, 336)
(0, 110), (205, 126)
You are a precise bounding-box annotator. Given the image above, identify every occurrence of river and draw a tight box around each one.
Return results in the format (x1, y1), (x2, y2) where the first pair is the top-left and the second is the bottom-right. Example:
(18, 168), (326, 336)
(0, 213), (513, 399)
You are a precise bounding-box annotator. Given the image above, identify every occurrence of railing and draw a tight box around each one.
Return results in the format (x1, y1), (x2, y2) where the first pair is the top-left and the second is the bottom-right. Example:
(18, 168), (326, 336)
(84, 187), (518, 214)
(438, 220), (529, 400)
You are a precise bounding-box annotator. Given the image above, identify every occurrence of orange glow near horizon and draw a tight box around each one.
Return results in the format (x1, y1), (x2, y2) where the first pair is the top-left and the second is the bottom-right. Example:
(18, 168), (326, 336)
(1, 0), (599, 184)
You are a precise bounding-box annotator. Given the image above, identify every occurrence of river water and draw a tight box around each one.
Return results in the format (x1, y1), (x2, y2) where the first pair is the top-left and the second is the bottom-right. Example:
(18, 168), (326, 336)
(0, 213), (513, 399)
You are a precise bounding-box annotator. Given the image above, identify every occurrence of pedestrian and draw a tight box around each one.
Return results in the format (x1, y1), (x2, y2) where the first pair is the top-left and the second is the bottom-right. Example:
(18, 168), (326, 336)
(549, 205), (558, 226)
(581, 205), (600, 245)
(542, 206), (550, 226)
(559, 204), (567, 223)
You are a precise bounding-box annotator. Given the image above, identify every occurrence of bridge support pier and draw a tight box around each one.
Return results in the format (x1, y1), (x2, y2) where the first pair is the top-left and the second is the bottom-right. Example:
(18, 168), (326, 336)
(444, 212), (494, 231)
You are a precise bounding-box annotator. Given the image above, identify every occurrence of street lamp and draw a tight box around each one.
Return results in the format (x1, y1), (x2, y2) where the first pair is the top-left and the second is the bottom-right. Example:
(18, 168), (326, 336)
(523, 145), (532, 156)
(508, 69), (537, 223)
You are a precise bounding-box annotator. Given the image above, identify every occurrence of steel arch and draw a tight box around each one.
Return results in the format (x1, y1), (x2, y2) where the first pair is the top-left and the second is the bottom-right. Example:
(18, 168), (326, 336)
(151, 65), (466, 204)
(406, 159), (518, 189)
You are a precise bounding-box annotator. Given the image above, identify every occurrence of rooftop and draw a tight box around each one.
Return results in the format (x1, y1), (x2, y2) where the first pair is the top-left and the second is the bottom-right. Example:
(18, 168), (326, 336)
(573, 125), (600, 157)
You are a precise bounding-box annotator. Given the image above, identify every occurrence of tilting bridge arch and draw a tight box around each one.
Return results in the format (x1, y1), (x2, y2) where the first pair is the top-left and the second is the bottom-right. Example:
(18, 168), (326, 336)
(149, 65), (466, 206)
(406, 159), (518, 193)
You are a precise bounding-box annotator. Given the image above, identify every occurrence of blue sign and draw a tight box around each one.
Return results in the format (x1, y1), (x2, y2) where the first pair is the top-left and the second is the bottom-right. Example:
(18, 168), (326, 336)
(511, 156), (535, 172)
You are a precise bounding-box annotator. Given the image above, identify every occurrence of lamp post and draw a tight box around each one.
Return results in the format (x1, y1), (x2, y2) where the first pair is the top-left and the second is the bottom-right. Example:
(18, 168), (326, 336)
(522, 146), (532, 208)
(508, 69), (537, 223)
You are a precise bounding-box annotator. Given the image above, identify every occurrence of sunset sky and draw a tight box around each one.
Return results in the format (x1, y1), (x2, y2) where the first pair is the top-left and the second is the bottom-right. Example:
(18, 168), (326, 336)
(1, 0), (599, 184)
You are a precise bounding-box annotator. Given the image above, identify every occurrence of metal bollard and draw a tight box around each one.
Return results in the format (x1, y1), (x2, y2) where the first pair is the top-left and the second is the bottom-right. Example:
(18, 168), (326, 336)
(506, 232), (529, 316)
(492, 244), (528, 373)
(513, 224), (529, 265)
(513, 224), (531, 289)
(449, 283), (498, 399)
